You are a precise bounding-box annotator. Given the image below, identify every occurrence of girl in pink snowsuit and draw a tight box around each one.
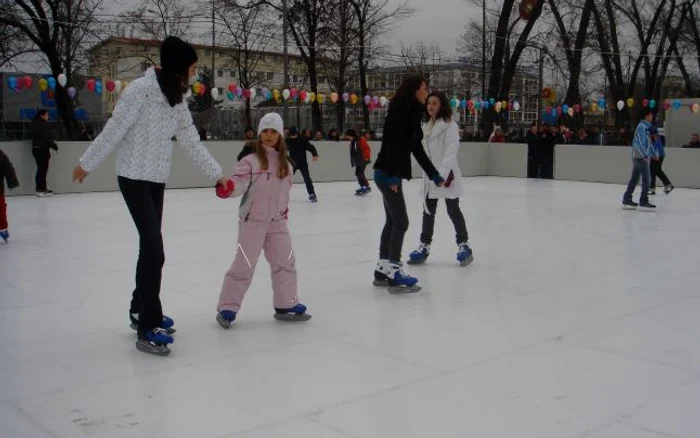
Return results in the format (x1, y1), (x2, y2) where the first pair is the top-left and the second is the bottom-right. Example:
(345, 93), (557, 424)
(215, 113), (311, 328)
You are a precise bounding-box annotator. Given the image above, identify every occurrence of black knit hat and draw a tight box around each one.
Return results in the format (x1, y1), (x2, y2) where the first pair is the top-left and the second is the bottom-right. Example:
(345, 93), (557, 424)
(160, 36), (198, 74)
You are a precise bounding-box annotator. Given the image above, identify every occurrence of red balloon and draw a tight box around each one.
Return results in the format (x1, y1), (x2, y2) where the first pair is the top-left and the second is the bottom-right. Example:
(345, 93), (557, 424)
(198, 83), (206, 96)
(299, 90), (307, 100)
(86, 78), (96, 92)
(242, 89), (251, 99)
(228, 83), (236, 93)
(106, 80), (115, 92)
(642, 98), (649, 108)
(24, 76), (33, 88)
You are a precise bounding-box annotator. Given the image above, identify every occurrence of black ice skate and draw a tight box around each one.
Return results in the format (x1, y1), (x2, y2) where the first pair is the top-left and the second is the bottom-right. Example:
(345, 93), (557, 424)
(273, 303), (312, 321)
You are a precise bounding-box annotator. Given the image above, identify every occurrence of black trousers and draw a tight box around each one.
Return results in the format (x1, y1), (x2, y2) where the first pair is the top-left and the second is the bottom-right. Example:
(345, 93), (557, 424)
(650, 156), (671, 189)
(293, 164), (316, 195)
(32, 148), (50, 192)
(118, 176), (166, 335)
(420, 197), (469, 245)
(355, 164), (369, 187)
(540, 153), (554, 179)
(376, 180), (409, 262)
(527, 155), (540, 178)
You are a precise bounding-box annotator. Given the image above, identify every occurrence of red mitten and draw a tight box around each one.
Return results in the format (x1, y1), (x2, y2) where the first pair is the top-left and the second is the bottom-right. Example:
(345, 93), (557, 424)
(216, 179), (235, 198)
(445, 170), (454, 187)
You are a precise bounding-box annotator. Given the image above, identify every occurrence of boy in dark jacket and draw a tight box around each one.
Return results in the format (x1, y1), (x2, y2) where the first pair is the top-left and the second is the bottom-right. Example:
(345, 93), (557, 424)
(287, 126), (319, 202)
(0, 149), (20, 243)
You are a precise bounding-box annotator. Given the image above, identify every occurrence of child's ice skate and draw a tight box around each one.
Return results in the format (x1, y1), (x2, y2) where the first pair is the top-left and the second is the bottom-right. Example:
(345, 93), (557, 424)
(130, 313), (176, 334)
(0, 230), (8, 243)
(457, 242), (473, 267)
(378, 260), (421, 293)
(373, 265), (390, 287)
(136, 328), (173, 356)
(216, 310), (237, 329)
(407, 243), (430, 265)
(273, 303), (311, 321)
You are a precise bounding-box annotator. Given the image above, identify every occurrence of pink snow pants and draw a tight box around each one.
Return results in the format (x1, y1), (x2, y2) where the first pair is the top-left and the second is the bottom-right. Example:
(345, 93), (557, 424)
(217, 218), (299, 313)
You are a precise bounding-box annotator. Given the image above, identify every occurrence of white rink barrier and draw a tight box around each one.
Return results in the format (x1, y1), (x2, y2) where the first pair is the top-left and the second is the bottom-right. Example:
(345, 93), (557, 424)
(1, 141), (698, 196)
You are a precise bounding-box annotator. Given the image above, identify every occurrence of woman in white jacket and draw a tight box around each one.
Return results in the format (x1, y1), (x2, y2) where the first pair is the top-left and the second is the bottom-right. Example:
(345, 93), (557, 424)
(408, 91), (473, 266)
(72, 36), (229, 356)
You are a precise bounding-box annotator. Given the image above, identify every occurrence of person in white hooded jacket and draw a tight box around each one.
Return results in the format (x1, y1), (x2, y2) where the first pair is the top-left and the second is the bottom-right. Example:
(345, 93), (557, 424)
(408, 91), (473, 267)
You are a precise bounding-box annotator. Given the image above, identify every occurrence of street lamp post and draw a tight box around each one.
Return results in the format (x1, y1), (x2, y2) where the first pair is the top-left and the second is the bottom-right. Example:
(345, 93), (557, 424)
(282, 0), (289, 124)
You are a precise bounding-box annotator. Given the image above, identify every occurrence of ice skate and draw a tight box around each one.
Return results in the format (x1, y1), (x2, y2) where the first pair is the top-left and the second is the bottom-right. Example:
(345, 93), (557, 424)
(457, 242), (474, 267)
(621, 200), (638, 210)
(309, 194), (318, 203)
(216, 310), (237, 329)
(130, 313), (176, 334)
(273, 303), (312, 321)
(135, 328), (173, 356)
(664, 185), (674, 194)
(407, 243), (430, 265)
(373, 267), (390, 287)
(378, 260), (421, 293)
(355, 187), (370, 196)
(0, 230), (8, 243)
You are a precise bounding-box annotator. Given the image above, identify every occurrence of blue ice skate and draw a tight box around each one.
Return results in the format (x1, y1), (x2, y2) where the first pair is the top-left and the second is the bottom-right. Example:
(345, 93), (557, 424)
(130, 313), (176, 334)
(457, 242), (474, 267)
(382, 261), (421, 293)
(407, 243), (430, 265)
(136, 328), (174, 356)
(274, 303), (312, 321)
(0, 230), (9, 243)
(216, 310), (237, 329)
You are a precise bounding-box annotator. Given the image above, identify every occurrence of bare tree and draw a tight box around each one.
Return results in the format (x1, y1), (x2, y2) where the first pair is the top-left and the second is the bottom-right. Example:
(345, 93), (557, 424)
(120, 0), (198, 41)
(348, 0), (413, 131)
(320, 0), (358, 133)
(0, 0), (104, 139)
(216, 0), (275, 127)
(399, 42), (444, 81)
(547, 0), (596, 105)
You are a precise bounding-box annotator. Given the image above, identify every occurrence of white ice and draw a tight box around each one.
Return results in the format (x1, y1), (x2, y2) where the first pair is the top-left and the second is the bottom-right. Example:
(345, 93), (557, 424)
(1, 177), (699, 438)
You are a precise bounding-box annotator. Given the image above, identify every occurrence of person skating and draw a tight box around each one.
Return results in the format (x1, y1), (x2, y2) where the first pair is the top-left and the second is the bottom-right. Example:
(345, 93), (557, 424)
(214, 113), (311, 328)
(72, 36), (229, 356)
(31, 109), (58, 197)
(622, 108), (657, 212)
(372, 74), (444, 293)
(0, 149), (19, 243)
(287, 126), (319, 202)
(347, 129), (372, 195)
(407, 90), (473, 267)
(648, 127), (673, 195)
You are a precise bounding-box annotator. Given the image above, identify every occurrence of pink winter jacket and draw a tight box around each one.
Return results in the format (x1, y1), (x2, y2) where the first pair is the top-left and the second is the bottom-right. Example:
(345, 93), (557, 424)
(225, 145), (293, 221)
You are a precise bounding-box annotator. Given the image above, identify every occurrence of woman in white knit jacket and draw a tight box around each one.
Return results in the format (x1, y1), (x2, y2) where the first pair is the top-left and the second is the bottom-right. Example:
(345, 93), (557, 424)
(72, 36), (228, 356)
(407, 91), (473, 267)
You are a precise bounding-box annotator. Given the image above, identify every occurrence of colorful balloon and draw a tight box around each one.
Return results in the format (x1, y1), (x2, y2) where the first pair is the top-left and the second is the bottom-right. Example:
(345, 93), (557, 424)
(48, 77), (57, 91)
(67, 87), (77, 98)
(38, 78), (48, 91)
(58, 74), (67, 87)
(86, 79), (96, 92)
(106, 80), (115, 92)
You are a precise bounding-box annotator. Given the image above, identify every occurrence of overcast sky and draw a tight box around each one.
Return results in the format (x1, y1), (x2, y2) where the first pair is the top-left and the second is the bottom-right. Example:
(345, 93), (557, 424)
(386, 0), (479, 55)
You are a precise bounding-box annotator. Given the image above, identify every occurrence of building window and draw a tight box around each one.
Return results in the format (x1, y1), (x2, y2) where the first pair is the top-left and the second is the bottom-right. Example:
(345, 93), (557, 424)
(266, 72), (274, 80)
(230, 70), (236, 77)
(217, 69), (223, 78)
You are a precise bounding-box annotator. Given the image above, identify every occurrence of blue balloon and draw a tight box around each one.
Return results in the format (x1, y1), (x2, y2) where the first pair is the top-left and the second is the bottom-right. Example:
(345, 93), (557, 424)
(562, 104), (569, 113)
(8, 77), (17, 89)
(673, 99), (681, 110)
(47, 77), (57, 90)
(95, 80), (103, 95)
(461, 99), (467, 108)
(598, 98), (606, 109)
(489, 97), (495, 105)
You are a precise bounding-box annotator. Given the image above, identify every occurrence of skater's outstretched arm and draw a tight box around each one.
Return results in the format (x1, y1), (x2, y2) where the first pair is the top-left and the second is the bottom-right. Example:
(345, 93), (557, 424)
(305, 139), (319, 161)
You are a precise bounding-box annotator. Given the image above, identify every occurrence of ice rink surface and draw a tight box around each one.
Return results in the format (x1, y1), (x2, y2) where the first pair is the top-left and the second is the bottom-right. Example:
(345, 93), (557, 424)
(1, 177), (699, 438)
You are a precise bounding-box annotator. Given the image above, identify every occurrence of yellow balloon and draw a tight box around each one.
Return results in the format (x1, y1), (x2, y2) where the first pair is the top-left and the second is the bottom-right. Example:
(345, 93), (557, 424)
(38, 78), (48, 91)
(591, 102), (599, 112)
(350, 94), (358, 105)
(309, 92), (316, 103)
(272, 89), (280, 97)
(317, 94), (325, 104)
(626, 98), (634, 108)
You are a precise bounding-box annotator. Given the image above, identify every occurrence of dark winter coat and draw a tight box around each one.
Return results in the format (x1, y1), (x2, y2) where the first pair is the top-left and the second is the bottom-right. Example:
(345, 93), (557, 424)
(237, 141), (256, 161)
(286, 136), (318, 169)
(373, 100), (439, 181)
(31, 119), (58, 151)
(0, 150), (19, 196)
(525, 131), (540, 159)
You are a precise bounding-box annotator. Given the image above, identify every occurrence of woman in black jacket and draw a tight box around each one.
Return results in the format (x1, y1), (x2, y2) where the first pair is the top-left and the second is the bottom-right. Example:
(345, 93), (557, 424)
(31, 109), (58, 197)
(372, 74), (444, 293)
